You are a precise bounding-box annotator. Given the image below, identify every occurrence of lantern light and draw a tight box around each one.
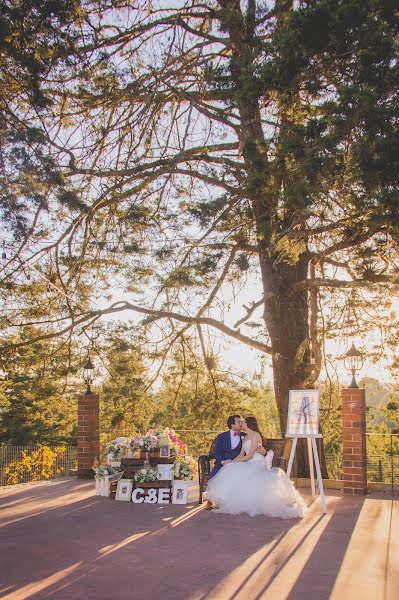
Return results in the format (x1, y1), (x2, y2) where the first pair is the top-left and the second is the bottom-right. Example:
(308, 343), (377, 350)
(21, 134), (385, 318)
(82, 356), (95, 394)
(343, 343), (364, 388)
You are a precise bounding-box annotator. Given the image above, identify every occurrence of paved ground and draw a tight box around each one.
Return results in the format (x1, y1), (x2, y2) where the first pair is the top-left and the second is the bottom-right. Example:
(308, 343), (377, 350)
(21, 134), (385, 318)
(0, 479), (398, 600)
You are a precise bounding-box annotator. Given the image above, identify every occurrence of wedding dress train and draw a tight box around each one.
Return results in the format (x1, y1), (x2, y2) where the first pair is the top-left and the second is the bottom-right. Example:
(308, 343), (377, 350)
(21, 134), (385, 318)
(206, 439), (307, 518)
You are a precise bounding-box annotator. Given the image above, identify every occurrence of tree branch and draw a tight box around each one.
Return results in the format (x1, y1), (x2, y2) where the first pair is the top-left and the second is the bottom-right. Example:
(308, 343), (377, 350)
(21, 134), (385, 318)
(4, 301), (273, 355)
(291, 275), (399, 292)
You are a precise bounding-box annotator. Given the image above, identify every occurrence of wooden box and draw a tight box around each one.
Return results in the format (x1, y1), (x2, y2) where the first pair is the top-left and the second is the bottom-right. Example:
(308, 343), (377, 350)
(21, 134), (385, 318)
(133, 480), (173, 503)
(120, 457), (175, 479)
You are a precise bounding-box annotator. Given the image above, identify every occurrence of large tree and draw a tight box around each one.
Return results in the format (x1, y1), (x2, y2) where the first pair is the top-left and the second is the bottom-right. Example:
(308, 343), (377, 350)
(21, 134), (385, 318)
(1, 0), (398, 452)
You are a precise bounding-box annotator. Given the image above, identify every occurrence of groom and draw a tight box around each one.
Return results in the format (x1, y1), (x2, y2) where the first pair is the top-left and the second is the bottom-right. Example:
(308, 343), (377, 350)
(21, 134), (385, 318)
(209, 414), (244, 479)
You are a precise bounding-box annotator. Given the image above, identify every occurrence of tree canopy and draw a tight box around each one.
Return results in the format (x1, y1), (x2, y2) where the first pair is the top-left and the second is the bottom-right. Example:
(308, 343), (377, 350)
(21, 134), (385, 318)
(1, 0), (398, 435)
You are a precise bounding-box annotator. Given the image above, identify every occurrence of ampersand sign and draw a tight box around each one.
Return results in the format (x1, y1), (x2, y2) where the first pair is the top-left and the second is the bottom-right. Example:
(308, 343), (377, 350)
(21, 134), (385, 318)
(144, 488), (158, 503)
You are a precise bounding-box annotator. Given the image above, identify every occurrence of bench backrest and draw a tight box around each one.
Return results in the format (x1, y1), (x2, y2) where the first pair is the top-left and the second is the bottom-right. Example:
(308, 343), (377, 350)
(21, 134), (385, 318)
(208, 436), (219, 459)
(265, 438), (292, 462)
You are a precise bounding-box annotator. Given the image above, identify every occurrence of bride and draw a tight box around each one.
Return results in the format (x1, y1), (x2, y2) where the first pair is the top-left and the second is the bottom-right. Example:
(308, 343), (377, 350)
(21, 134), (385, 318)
(206, 416), (308, 518)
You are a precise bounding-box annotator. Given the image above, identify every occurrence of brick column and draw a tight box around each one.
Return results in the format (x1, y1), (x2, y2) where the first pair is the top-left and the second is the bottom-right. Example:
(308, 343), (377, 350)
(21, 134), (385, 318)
(77, 393), (100, 478)
(342, 388), (367, 495)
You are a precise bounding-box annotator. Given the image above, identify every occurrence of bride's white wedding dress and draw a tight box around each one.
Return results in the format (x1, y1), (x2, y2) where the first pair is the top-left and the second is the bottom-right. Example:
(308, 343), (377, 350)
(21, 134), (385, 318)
(206, 439), (307, 518)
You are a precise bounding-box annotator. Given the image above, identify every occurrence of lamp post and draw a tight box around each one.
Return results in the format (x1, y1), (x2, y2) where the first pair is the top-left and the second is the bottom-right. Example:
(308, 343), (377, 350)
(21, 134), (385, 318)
(82, 356), (95, 394)
(343, 343), (364, 389)
(78, 356), (99, 478)
(342, 343), (367, 495)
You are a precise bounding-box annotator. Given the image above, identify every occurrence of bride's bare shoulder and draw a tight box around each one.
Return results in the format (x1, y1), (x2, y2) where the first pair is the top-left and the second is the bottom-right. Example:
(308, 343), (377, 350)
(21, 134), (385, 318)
(252, 432), (262, 444)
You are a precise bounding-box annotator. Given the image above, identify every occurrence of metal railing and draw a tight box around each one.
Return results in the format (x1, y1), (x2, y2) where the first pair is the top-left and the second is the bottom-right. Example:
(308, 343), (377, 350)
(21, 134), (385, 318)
(0, 445), (77, 486)
(175, 430), (398, 489)
(175, 430), (221, 460)
(1, 432), (396, 490)
(325, 454), (343, 480)
(366, 433), (399, 493)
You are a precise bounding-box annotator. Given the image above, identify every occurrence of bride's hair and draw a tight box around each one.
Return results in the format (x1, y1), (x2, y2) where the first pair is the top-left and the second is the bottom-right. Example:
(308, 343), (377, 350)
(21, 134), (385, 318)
(244, 416), (265, 445)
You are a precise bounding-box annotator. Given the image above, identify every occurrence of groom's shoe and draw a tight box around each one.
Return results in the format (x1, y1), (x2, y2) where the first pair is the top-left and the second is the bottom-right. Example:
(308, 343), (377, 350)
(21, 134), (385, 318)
(205, 501), (214, 510)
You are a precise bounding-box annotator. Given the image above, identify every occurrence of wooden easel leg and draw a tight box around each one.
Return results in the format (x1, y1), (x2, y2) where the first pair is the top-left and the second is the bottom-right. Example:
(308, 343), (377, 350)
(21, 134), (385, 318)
(311, 437), (327, 514)
(286, 437), (298, 479)
(307, 437), (316, 498)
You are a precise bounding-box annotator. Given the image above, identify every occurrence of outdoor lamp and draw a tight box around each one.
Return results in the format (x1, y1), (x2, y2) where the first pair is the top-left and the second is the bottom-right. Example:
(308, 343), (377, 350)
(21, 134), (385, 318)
(343, 343), (364, 389)
(82, 356), (95, 394)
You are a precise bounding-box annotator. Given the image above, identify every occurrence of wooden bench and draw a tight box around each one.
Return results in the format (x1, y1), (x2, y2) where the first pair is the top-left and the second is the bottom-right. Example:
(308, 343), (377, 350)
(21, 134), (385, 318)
(198, 437), (293, 504)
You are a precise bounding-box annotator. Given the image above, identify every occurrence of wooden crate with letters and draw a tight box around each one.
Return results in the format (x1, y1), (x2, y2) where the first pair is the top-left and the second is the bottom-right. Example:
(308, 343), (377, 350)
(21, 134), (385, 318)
(120, 457), (175, 479)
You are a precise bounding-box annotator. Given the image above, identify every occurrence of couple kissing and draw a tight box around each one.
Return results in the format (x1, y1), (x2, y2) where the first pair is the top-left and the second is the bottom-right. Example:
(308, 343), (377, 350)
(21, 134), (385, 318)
(205, 414), (308, 519)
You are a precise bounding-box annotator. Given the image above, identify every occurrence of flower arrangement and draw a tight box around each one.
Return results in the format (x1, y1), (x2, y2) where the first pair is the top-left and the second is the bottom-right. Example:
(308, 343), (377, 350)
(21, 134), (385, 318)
(156, 427), (186, 455)
(131, 432), (158, 452)
(156, 432), (172, 448)
(93, 464), (116, 479)
(174, 455), (195, 481)
(107, 439), (129, 461)
(120, 428), (187, 456)
(134, 466), (158, 483)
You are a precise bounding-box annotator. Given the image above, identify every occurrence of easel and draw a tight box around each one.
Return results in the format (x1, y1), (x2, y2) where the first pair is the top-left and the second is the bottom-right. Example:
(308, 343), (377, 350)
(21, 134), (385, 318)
(286, 433), (327, 514)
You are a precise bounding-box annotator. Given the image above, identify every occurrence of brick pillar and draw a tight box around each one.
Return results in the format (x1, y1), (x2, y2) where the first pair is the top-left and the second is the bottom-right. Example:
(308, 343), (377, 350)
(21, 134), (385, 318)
(77, 393), (100, 479)
(342, 388), (367, 495)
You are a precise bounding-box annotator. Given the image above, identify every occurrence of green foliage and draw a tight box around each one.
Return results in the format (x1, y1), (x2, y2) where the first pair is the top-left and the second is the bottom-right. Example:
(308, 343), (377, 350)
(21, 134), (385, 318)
(0, 330), (79, 445)
(319, 383), (342, 458)
(99, 325), (156, 444)
(0, 0), (83, 236)
(152, 352), (279, 437)
(268, 0), (399, 215)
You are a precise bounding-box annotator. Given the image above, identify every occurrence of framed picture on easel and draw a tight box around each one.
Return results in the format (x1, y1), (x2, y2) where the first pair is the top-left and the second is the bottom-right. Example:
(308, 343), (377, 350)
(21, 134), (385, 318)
(287, 389), (320, 436)
(286, 389), (326, 514)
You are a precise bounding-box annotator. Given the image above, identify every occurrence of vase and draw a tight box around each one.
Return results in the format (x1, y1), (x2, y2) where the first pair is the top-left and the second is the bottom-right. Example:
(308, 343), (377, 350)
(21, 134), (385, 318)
(102, 475), (110, 497)
(95, 475), (110, 497)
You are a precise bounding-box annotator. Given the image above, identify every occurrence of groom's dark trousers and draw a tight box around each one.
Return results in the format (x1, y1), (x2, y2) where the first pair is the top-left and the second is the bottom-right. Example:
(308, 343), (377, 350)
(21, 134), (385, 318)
(209, 431), (243, 478)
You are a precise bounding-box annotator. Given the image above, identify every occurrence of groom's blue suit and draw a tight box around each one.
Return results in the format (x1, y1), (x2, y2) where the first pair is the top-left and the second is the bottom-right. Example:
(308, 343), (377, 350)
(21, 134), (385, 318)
(209, 431), (244, 478)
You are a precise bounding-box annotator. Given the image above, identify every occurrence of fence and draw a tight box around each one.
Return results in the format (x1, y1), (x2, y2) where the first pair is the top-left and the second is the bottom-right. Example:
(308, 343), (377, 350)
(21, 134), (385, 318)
(1, 432), (397, 489)
(324, 454), (343, 481)
(175, 429), (221, 460)
(366, 433), (399, 493)
(0, 445), (77, 486)
(176, 430), (398, 489)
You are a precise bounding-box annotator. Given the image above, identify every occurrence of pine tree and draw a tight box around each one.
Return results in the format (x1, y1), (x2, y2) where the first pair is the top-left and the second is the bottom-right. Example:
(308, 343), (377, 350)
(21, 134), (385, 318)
(100, 324), (156, 442)
(0, 328), (80, 444)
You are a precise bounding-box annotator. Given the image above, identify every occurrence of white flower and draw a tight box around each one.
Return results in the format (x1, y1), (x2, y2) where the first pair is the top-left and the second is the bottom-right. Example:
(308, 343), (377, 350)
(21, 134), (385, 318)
(141, 468), (146, 474)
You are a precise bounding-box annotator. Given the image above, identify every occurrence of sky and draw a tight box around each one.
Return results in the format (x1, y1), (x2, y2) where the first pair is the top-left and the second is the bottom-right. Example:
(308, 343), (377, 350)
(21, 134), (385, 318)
(101, 267), (397, 390)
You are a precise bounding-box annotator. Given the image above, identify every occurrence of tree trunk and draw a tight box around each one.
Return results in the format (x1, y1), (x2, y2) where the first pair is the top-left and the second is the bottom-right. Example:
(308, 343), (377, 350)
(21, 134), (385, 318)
(223, 0), (328, 478)
(260, 252), (310, 435)
(258, 250), (328, 478)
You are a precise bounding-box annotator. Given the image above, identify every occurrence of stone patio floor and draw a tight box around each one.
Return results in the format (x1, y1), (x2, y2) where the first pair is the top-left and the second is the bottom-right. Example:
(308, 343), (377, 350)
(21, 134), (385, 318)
(0, 478), (398, 600)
